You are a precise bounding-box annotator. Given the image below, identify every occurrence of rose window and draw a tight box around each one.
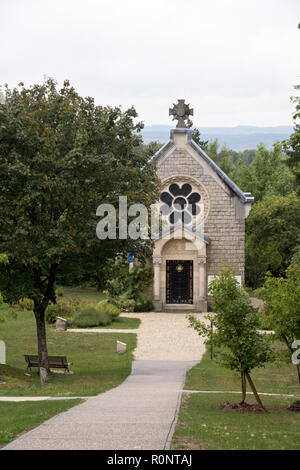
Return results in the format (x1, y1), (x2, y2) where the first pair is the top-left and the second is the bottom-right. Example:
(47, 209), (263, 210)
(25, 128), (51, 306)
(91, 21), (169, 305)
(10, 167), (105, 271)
(160, 183), (201, 225)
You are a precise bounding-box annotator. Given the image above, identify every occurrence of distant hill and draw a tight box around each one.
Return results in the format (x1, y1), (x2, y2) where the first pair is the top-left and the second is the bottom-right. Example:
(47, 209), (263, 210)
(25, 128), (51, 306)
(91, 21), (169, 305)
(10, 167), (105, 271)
(141, 125), (294, 151)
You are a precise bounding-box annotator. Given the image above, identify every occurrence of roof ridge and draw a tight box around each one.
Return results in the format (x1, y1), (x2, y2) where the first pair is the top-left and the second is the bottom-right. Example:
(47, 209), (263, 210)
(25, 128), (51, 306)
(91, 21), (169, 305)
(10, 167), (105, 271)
(150, 129), (254, 204)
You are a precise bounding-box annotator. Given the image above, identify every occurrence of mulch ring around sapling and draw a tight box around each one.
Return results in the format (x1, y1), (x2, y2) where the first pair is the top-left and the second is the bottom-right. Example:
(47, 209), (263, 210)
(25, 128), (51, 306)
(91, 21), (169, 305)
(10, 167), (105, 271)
(219, 401), (266, 413)
(287, 401), (300, 412)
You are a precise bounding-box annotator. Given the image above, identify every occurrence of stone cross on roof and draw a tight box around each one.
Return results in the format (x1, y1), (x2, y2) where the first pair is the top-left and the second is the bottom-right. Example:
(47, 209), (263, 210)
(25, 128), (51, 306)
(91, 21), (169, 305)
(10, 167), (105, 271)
(169, 99), (194, 128)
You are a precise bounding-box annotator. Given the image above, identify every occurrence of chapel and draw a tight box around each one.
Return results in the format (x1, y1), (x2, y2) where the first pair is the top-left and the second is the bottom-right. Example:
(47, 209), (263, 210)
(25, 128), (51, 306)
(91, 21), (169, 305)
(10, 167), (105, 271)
(151, 100), (254, 312)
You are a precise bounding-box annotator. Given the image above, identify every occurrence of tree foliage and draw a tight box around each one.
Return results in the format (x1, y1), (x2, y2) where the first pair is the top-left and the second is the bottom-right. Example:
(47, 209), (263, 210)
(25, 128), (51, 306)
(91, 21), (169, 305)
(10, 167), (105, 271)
(283, 84), (300, 191)
(245, 192), (300, 288)
(191, 128), (208, 150)
(0, 78), (158, 382)
(203, 131), (297, 287)
(104, 257), (153, 312)
(256, 249), (300, 383)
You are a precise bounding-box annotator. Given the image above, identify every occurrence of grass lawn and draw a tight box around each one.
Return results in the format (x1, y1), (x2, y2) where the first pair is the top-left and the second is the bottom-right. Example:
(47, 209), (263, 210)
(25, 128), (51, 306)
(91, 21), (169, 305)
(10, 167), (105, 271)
(172, 349), (300, 450)
(0, 287), (137, 396)
(0, 399), (82, 448)
(185, 349), (300, 395)
(172, 393), (300, 450)
(62, 286), (107, 304)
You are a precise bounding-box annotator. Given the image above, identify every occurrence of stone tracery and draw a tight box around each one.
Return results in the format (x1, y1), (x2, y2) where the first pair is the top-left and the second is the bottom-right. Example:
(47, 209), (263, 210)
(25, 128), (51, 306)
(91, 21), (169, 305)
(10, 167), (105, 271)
(160, 176), (210, 225)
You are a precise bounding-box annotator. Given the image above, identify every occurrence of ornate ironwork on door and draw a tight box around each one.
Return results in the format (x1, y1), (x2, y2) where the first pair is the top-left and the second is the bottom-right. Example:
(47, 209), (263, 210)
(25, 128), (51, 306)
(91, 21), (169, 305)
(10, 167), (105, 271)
(166, 260), (193, 304)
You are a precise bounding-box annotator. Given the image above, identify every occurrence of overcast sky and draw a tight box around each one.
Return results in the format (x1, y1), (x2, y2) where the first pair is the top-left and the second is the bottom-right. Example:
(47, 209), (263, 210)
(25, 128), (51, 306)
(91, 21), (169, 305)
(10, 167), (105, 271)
(1, 0), (299, 126)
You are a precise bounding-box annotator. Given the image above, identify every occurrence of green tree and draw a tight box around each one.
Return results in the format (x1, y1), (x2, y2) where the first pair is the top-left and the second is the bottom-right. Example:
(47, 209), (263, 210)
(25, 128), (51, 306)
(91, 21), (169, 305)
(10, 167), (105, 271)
(263, 149), (296, 197)
(217, 146), (235, 178)
(189, 270), (271, 410)
(104, 257), (153, 311)
(257, 249), (300, 383)
(137, 140), (163, 160)
(245, 192), (300, 288)
(186, 120), (209, 150)
(191, 128), (208, 150)
(239, 149), (256, 166)
(231, 155), (253, 190)
(206, 138), (219, 163)
(206, 140), (237, 180)
(0, 78), (158, 383)
(248, 144), (288, 201)
(282, 84), (300, 192)
(243, 144), (295, 288)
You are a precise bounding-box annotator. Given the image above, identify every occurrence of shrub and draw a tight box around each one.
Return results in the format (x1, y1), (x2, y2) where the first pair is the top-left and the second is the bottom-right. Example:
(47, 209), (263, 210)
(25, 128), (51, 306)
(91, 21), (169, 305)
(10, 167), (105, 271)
(109, 292), (135, 312)
(96, 300), (121, 320)
(127, 265), (153, 298)
(45, 304), (60, 324)
(105, 260), (153, 311)
(71, 307), (112, 328)
(18, 298), (34, 311)
(56, 287), (64, 297)
(45, 298), (76, 324)
(134, 293), (153, 312)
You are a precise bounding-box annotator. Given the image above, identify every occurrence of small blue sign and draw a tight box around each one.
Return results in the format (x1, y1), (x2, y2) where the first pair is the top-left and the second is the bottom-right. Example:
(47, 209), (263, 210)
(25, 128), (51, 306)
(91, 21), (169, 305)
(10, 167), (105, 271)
(127, 252), (134, 263)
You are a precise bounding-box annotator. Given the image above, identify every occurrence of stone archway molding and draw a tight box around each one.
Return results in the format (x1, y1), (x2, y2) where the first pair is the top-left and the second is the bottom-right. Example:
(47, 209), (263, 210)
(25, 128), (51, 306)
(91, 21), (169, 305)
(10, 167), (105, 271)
(152, 226), (209, 311)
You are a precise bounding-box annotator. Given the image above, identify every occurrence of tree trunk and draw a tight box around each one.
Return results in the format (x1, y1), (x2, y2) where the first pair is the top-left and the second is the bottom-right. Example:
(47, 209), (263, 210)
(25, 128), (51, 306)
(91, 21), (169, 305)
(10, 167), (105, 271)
(210, 321), (213, 360)
(245, 370), (267, 411)
(32, 263), (57, 385)
(34, 305), (49, 385)
(240, 370), (246, 404)
(297, 364), (300, 385)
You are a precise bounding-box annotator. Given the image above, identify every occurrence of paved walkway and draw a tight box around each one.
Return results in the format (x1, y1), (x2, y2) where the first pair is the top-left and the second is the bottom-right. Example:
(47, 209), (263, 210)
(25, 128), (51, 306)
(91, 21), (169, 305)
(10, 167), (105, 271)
(2, 389), (299, 403)
(0, 396), (85, 402)
(3, 313), (205, 450)
(4, 361), (196, 450)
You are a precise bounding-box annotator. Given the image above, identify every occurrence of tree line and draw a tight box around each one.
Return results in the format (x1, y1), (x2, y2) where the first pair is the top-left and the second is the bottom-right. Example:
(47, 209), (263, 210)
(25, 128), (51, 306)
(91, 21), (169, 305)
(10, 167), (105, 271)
(191, 103), (300, 289)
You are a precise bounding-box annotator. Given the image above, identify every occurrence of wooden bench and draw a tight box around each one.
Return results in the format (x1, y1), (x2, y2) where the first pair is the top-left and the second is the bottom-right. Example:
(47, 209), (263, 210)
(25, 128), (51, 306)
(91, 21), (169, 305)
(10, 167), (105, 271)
(24, 355), (72, 373)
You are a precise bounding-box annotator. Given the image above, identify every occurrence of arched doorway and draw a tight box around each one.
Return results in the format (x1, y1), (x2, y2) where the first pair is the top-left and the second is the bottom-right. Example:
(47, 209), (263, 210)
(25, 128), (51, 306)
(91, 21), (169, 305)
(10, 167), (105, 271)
(152, 227), (209, 312)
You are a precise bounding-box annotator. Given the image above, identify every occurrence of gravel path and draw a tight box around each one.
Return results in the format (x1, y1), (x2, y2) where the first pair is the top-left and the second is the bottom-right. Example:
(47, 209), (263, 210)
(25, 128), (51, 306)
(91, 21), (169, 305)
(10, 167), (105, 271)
(3, 312), (206, 450)
(127, 312), (206, 361)
(70, 312), (206, 361)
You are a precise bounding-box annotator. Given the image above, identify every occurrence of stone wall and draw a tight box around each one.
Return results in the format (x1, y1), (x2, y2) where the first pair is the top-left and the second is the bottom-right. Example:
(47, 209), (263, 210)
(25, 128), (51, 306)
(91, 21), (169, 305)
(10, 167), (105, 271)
(156, 145), (245, 283)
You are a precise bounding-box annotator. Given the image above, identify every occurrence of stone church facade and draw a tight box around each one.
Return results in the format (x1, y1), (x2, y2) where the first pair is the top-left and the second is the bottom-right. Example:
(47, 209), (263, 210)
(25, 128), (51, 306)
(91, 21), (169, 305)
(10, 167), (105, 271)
(150, 102), (253, 312)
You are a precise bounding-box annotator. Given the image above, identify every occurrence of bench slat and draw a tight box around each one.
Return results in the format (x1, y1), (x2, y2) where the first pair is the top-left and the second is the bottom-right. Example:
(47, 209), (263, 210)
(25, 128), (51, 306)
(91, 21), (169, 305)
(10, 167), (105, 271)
(24, 354), (70, 370)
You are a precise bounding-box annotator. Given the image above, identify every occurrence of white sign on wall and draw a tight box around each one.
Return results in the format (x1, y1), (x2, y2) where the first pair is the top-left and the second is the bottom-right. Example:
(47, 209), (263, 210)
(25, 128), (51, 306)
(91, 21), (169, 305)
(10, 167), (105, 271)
(207, 275), (242, 288)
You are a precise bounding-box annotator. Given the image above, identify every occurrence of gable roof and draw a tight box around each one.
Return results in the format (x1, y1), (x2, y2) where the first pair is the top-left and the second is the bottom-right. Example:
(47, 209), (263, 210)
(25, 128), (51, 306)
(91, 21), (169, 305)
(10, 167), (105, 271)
(150, 129), (254, 204)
